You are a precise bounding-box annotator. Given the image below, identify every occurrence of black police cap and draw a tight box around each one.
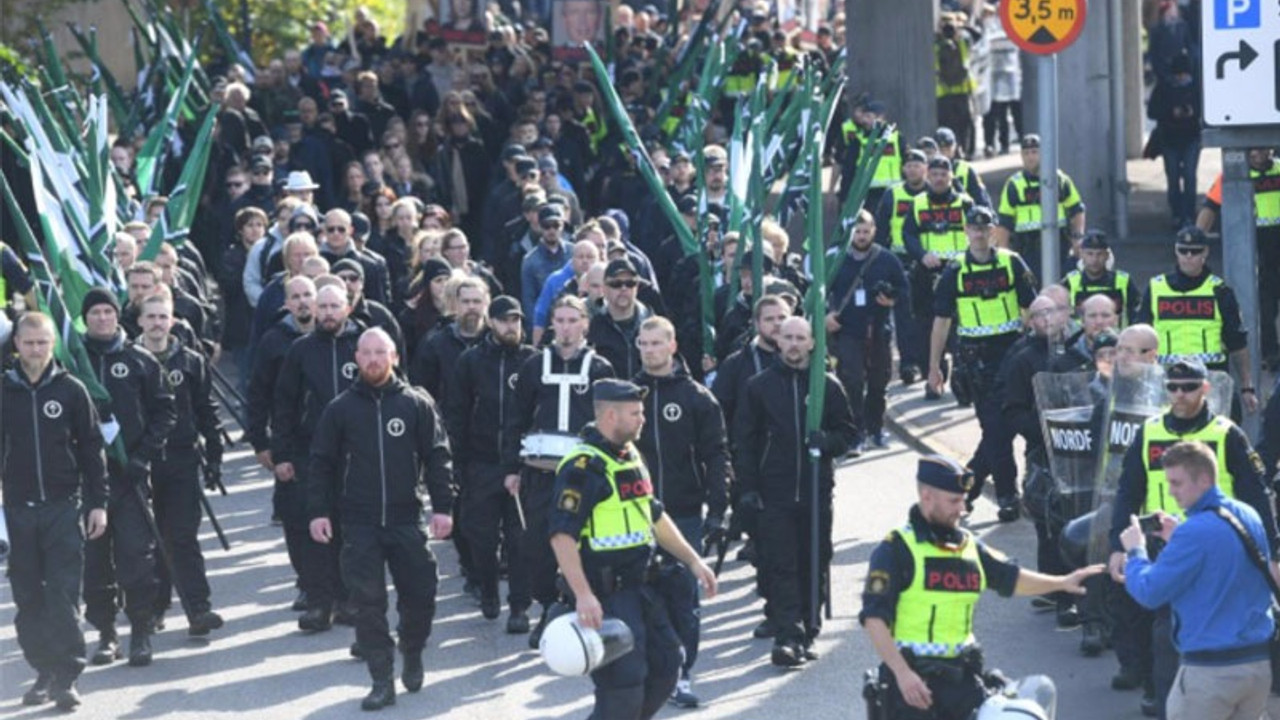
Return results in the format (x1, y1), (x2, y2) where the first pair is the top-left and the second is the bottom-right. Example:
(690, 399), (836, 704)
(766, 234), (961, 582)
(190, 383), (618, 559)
(593, 378), (648, 402)
(1079, 230), (1109, 250)
(1166, 360), (1208, 381)
(1175, 226), (1209, 247)
(904, 149), (928, 165)
(917, 455), (974, 494)
(1022, 134), (1042, 149)
(965, 205), (995, 227)
(927, 156), (952, 172)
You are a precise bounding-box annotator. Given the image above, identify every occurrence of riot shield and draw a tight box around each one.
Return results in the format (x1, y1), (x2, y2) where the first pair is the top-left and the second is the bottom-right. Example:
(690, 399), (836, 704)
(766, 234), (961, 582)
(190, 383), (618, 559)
(1206, 370), (1235, 417)
(1033, 371), (1104, 527)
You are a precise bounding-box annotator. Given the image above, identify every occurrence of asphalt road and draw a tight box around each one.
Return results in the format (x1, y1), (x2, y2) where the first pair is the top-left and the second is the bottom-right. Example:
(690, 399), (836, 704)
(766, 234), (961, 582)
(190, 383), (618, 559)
(8, 431), (1277, 719)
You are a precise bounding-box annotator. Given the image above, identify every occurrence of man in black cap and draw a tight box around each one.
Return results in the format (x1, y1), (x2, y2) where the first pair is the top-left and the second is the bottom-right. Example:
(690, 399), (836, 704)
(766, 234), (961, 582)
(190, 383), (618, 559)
(1059, 230), (1139, 328)
(928, 206), (1036, 521)
(1135, 227), (1258, 418)
(934, 127), (990, 208)
(4, 312), (107, 710)
(861, 455), (1102, 720)
(521, 203), (570, 326)
(447, 296), (539, 629)
(1107, 358), (1278, 718)
(587, 258), (654, 379)
(992, 133), (1087, 285)
(733, 316), (857, 667)
(80, 287), (177, 668)
(333, 258), (404, 357)
(839, 97), (904, 211)
(874, 148), (930, 384)
(548, 377), (717, 720)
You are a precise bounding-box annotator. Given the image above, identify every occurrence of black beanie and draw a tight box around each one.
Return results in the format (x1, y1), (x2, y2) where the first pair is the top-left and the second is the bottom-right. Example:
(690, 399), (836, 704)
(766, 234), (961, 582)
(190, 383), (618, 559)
(82, 287), (121, 319)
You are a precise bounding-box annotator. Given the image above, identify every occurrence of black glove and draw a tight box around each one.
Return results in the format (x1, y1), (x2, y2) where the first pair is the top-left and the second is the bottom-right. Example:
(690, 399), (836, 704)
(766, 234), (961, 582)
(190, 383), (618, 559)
(701, 515), (727, 555)
(203, 462), (223, 492)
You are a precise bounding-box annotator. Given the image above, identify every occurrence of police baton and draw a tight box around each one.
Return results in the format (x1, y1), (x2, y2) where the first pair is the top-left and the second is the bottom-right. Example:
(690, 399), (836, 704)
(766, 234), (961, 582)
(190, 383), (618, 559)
(197, 487), (231, 552)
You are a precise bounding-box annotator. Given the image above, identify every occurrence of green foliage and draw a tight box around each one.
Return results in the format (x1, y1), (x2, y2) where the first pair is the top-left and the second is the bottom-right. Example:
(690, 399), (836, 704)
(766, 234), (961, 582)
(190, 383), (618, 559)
(0, 40), (35, 81)
(201, 0), (406, 68)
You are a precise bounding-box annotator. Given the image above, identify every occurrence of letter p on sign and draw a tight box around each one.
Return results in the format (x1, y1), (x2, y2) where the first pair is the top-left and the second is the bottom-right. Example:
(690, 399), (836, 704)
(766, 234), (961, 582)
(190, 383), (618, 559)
(1215, 0), (1260, 28)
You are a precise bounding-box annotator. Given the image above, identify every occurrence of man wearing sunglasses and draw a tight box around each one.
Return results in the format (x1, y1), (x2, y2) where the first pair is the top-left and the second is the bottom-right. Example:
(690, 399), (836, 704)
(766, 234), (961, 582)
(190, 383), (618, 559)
(1136, 226), (1258, 417)
(587, 258), (653, 379)
(1107, 358), (1278, 719)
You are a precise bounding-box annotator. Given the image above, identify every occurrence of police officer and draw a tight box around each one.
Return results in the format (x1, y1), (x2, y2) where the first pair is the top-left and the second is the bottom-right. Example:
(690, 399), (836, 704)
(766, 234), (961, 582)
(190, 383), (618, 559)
(902, 156), (975, 401)
(273, 284), (364, 631)
(840, 98), (905, 212)
(502, 294), (614, 645)
(927, 207), (1036, 521)
(1059, 231), (1139, 327)
(992, 134), (1087, 285)
(1107, 359), (1278, 718)
(135, 290), (225, 636)
(3, 312), (108, 711)
(861, 455), (1102, 720)
(447, 296), (538, 630)
(827, 210), (910, 451)
(246, 275), (315, 611)
(1135, 227), (1259, 418)
(309, 328), (454, 710)
(734, 317), (857, 666)
(1196, 147), (1280, 367)
(80, 287), (176, 668)
(548, 378), (717, 720)
(874, 149), (929, 384)
(934, 127), (991, 208)
(632, 316), (730, 707)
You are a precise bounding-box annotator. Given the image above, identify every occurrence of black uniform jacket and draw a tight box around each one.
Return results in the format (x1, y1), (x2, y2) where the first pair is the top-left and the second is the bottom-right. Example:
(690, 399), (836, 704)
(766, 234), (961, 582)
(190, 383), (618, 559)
(446, 335), (538, 465)
(246, 315), (305, 453)
(272, 320), (363, 466)
(500, 345), (615, 474)
(84, 329), (177, 472)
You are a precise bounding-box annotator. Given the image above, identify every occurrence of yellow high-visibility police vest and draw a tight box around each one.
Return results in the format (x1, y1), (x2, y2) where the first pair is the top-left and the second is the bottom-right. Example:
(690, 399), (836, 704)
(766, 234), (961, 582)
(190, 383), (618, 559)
(1147, 274), (1226, 365)
(887, 183), (925, 253)
(911, 191), (970, 260)
(892, 522), (986, 658)
(998, 171), (1081, 234)
(935, 38), (975, 97)
(954, 249), (1022, 338)
(0, 242), (8, 309)
(558, 443), (654, 552)
(841, 123), (902, 190)
(1140, 414), (1235, 519)
(1253, 161), (1280, 227)
(1064, 269), (1133, 326)
(582, 107), (607, 155)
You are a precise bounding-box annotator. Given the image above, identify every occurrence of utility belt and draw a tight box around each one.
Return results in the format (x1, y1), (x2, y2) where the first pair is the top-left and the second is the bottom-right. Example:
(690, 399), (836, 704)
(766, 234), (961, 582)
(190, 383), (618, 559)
(520, 432), (579, 471)
(903, 645), (985, 681)
(863, 645), (991, 720)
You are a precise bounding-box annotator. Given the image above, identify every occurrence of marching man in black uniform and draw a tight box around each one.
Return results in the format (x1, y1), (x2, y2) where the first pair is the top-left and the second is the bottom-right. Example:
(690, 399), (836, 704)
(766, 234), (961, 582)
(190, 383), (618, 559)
(548, 378), (718, 720)
(81, 287), (176, 668)
(861, 455), (1102, 720)
(136, 289), (225, 637)
(632, 316), (731, 707)
(309, 328), (455, 711)
(734, 316), (857, 667)
(3, 312), (108, 711)
(503, 294), (614, 645)
(447, 296), (538, 630)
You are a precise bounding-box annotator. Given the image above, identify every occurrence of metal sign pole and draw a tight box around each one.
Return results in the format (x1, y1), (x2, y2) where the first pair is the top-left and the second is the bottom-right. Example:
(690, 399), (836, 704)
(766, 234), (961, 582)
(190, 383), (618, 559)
(1220, 146), (1262, 438)
(1038, 53), (1060, 283)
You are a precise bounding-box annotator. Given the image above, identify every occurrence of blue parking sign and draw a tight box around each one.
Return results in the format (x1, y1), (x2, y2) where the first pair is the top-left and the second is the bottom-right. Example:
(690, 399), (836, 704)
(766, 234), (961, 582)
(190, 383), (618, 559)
(1215, 0), (1261, 28)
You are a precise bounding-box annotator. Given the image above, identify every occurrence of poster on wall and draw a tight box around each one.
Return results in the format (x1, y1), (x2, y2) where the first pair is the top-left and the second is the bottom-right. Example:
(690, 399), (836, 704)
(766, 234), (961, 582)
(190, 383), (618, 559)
(418, 0), (487, 46)
(552, 0), (608, 61)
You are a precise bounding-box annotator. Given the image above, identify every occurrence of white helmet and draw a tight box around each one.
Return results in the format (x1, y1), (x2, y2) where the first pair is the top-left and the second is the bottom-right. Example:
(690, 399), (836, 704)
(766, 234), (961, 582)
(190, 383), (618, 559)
(540, 615), (635, 676)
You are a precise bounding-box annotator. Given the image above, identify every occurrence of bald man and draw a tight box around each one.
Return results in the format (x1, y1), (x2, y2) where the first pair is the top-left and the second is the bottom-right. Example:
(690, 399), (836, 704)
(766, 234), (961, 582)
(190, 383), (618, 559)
(310, 328), (454, 710)
(1051, 294), (1120, 373)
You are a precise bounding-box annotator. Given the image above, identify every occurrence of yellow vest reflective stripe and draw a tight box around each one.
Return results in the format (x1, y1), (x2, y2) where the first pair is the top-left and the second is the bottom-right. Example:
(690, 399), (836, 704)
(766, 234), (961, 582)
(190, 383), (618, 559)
(1148, 274), (1227, 365)
(888, 183), (923, 253)
(935, 39), (975, 97)
(953, 159), (982, 198)
(999, 171), (1075, 233)
(893, 523), (986, 658)
(0, 242), (7, 309)
(844, 126), (903, 189)
(841, 119), (857, 144)
(955, 249), (1023, 338)
(1140, 414), (1235, 519)
(1064, 269), (1133, 326)
(558, 443), (654, 552)
(583, 107), (607, 154)
(1253, 162), (1280, 227)
(774, 50), (799, 90)
(911, 192), (969, 259)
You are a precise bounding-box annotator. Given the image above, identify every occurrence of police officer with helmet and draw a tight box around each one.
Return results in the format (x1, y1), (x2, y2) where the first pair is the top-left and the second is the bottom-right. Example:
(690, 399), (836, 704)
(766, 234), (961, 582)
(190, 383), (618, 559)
(548, 378), (717, 720)
(1107, 358), (1278, 718)
(861, 455), (1102, 720)
(927, 206), (1036, 520)
(1059, 230), (1139, 327)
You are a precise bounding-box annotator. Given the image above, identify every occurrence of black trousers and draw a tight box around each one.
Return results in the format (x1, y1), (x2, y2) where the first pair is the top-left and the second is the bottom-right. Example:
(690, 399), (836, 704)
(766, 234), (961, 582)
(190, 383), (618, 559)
(84, 474), (158, 632)
(655, 515), (703, 675)
(461, 461), (530, 611)
(7, 498), (88, 681)
(1110, 586), (1154, 679)
(832, 324), (893, 438)
(452, 466), (473, 578)
(879, 660), (986, 720)
(962, 340), (1018, 500)
(340, 523), (439, 659)
(274, 470), (344, 611)
(518, 467), (560, 607)
(589, 584), (682, 720)
(756, 498), (833, 644)
(1152, 606), (1178, 720)
(1258, 231), (1280, 360)
(152, 450), (212, 616)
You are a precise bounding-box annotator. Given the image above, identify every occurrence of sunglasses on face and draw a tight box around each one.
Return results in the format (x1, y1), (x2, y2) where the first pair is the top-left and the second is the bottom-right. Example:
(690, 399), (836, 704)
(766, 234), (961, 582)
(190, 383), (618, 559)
(607, 279), (638, 289)
(1176, 246), (1207, 256)
(1165, 381), (1202, 393)
(293, 223), (316, 231)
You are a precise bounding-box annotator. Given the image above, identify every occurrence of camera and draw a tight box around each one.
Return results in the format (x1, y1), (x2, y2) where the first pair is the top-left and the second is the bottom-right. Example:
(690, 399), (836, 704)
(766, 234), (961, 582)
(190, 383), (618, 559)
(1137, 513), (1163, 534)
(872, 280), (896, 300)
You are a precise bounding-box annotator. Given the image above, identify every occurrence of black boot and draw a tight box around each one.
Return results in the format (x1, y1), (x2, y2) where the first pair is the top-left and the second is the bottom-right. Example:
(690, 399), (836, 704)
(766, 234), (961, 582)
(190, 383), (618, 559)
(401, 648), (424, 693)
(50, 677), (82, 712)
(129, 624), (153, 667)
(188, 610), (225, 637)
(362, 651), (397, 711)
(22, 672), (53, 706)
(528, 609), (551, 650)
(298, 605), (333, 632)
(91, 632), (121, 665)
(506, 608), (530, 634)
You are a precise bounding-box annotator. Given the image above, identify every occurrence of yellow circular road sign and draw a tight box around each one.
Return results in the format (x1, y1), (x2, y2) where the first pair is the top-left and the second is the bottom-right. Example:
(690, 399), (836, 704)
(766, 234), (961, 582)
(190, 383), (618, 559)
(1000, 0), (1088, 55)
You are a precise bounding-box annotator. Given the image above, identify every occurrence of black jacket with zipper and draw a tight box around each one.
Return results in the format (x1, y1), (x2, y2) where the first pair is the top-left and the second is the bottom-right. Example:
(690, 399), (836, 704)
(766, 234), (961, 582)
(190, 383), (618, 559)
(1, 364), (108, 509)
(150, 336), (223, 462)
(633, 363), (731, 521)
(732, 363), (857, 504)
(272, 320), (363, 466)
(84, 329), (177, 474)
(246, 315), (306, 453)
(308, 375), (454, 524)
(587, 303), (652, 380)
(501, 345), (615, 474)
(446, 335), (537, 465)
